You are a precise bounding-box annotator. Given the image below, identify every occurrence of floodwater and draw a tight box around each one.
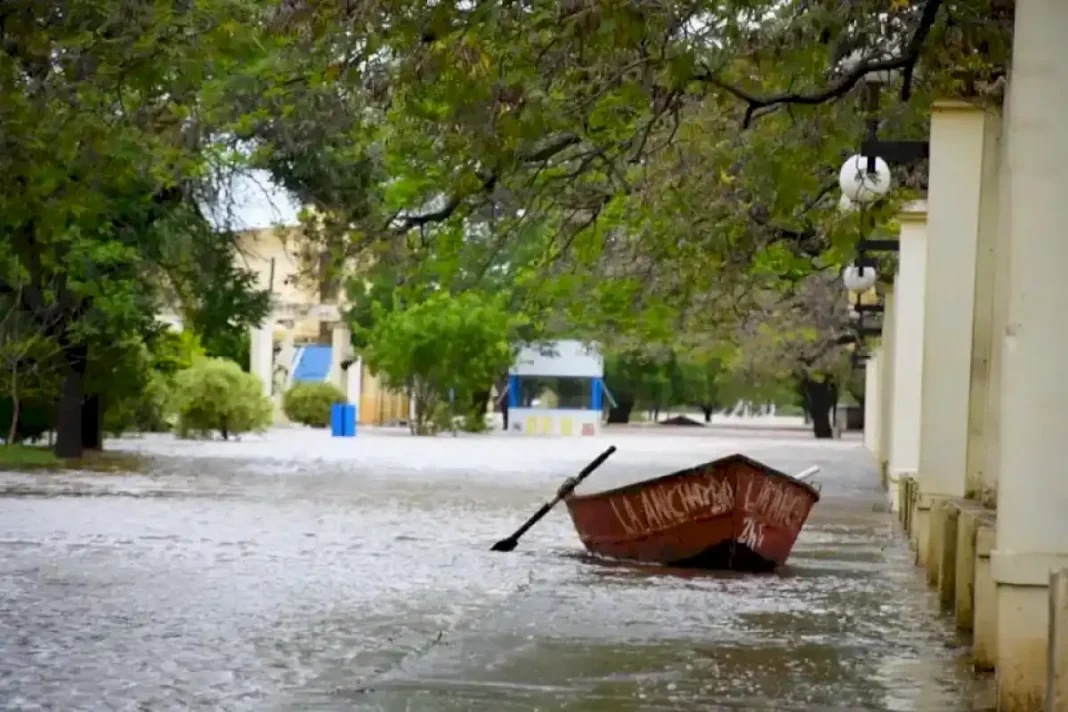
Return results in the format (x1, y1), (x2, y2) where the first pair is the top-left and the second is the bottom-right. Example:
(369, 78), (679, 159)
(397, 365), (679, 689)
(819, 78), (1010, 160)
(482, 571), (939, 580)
(0, 428), (988, 711)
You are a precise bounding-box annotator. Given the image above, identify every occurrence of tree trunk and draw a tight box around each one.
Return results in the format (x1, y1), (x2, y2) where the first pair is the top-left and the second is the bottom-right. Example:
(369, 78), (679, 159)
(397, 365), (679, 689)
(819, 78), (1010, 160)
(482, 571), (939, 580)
(81, 394), (102, 450)
(494, 376), (509, 430)
(606, 398), (634, 424)
(8, 366), (19, 445)
(471, 389), (490, 417)
(800, 377), (835, 439)
(701, 405), (713, 423)
(54, 361), (86, 459)
(8, 398), (19, 445)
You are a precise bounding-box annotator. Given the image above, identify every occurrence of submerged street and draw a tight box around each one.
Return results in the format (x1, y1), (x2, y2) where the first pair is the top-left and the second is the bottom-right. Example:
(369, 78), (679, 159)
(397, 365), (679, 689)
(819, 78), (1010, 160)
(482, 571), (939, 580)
(0, 429), (987, 711)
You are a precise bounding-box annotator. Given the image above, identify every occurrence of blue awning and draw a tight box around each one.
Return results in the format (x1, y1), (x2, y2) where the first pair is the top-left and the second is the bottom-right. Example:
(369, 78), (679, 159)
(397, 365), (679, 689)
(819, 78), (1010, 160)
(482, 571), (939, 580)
(292, 345), (332, 382)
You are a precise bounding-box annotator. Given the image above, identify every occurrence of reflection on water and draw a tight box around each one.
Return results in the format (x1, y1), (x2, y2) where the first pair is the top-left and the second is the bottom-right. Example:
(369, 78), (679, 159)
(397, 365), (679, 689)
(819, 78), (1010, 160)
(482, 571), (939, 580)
(0, 431), (989, 711)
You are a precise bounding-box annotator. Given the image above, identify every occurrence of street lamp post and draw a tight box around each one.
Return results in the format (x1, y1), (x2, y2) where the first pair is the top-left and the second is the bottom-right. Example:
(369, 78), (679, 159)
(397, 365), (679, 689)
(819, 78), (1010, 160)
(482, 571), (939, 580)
(837, 75), (930, 356)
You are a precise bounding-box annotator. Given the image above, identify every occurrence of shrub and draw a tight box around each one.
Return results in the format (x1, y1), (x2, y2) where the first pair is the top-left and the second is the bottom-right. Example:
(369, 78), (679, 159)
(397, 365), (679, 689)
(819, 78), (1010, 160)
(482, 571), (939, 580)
(172, 357), (273, 440)
(461, 410), (490, 433)
(282, 381), (346, 428)
(0, 398), (52, 444)
(104, 370), (173, 437)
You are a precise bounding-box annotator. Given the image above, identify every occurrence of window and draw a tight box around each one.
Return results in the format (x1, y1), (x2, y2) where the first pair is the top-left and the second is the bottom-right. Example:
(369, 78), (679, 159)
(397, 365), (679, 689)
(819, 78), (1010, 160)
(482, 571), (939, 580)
(516, 376), (592, 410)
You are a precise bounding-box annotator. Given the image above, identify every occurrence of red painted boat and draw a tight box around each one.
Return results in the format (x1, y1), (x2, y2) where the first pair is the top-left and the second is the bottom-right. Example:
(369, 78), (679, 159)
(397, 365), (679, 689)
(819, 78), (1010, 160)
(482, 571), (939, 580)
(563, 453), (820, 572)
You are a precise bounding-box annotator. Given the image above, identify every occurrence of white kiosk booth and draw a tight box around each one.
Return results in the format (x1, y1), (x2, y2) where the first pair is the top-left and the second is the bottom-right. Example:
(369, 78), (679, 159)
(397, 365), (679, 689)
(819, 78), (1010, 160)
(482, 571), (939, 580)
(507, 340), (604, 436)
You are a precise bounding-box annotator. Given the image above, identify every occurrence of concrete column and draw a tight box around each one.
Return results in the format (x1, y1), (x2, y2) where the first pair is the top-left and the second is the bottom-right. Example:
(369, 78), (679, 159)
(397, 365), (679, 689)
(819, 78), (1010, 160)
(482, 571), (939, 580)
(877, 288), (896, 479)
(979, 98), (1014, 510)
(963, 111), (1004, 503)
(887, 202), (928, 512)
(863, 349), (881, 455)
(249, 323), (274, 398)
(974, 517), (998, 671)
(916, 102), (999, 544)
(993, 3), (1068, 707)
(1050, 570), (1068, 711)
(330, 322), (352, 393)
(346, 356), (362, 409)
(276, 324), (295, 396)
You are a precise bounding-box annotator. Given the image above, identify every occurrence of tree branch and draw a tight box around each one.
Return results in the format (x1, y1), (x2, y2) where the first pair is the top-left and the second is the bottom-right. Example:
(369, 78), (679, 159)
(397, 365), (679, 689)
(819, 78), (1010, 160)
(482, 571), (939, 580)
(701, 0), (944, 128)
(387, 134), (583, 234)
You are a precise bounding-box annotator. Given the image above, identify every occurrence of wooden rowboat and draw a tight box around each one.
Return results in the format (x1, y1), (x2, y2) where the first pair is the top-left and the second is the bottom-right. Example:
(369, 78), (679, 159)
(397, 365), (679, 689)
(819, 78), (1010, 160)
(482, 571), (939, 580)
(563, 453), (820, 572)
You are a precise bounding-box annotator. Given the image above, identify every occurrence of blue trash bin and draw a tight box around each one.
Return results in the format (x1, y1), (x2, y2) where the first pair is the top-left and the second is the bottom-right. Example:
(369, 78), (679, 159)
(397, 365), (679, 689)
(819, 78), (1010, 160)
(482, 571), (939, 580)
(330, 403), (343, 437)
(341, 403), (356, 437)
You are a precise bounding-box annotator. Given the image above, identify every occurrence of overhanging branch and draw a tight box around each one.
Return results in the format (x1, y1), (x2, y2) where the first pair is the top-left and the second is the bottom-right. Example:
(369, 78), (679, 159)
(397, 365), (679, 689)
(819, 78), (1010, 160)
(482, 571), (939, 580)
(701, 0), (944, 128)
(386, 133), (583, 234)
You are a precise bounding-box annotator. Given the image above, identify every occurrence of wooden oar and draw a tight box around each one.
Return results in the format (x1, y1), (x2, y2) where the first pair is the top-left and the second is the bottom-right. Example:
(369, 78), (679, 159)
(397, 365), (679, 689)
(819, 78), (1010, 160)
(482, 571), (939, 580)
(491, 445), (617, 552)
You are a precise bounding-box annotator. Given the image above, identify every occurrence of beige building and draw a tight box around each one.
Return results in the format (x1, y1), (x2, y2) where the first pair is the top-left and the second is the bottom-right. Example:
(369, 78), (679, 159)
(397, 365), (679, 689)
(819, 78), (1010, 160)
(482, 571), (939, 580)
(236, 227), (410, 426)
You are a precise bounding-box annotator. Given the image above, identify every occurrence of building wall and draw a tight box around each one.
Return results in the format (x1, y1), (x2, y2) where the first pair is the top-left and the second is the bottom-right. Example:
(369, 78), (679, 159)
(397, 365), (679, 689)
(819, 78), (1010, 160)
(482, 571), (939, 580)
(235, 228), (410, 423)
(235, 228), (321, 342)
(508, 408), (601, 436)
(358, 365), (410, 425)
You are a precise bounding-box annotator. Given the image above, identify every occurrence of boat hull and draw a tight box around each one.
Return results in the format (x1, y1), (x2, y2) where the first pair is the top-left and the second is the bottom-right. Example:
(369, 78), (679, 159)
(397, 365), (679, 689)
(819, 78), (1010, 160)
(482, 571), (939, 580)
(564, 454), (819, 571)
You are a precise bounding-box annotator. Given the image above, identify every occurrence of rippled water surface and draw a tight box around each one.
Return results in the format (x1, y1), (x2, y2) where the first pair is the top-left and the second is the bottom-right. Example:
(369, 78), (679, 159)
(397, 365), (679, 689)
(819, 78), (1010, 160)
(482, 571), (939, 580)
(0, 428), (986, 710)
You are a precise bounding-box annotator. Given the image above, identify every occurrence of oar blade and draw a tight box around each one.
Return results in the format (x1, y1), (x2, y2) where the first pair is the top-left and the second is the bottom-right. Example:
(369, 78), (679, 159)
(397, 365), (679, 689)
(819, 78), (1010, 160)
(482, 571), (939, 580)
(490, 538), (518, 552)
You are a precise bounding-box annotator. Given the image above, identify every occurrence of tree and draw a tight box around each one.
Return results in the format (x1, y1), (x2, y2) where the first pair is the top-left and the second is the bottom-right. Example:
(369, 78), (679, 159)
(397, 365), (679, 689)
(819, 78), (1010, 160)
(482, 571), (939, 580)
(674, 352), (725, 422)
(0, 297), (63, 443)
(0, 0), (278, 457)
(602, 348), (674, 424)
(718, 271), (858, 438)
(253, 0), (1008, 285)
(362, 291), (519, 435)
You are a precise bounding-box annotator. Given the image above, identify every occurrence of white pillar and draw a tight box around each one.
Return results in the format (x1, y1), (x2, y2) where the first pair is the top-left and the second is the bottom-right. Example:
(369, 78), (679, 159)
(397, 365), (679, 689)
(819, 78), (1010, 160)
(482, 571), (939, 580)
(878, 288), (896, 473)
(979, 99), (1014, 511)
(863, 349), (881, 455)
(887, 202), (928, 512)
(963, 112), (1004, 503)
(249, 324), (274, 398)
(346, 356), (362, 410)
(917, 102), (999, 506)
(330, 322), (351, 393)
(277, 325), (295, 395)
(992, 3), (1068, 707)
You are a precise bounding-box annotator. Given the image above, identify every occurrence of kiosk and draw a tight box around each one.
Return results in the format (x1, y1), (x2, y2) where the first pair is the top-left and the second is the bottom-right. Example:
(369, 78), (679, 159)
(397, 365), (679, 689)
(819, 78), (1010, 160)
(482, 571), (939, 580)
(507, 340), (605, 436)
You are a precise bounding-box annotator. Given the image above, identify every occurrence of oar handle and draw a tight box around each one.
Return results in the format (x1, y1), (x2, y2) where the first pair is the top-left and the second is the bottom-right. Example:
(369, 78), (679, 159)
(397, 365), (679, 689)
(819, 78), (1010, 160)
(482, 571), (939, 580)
(492, 445), (617, 550)
(794, 465), (820, 481)
(556, 445), (617, 498)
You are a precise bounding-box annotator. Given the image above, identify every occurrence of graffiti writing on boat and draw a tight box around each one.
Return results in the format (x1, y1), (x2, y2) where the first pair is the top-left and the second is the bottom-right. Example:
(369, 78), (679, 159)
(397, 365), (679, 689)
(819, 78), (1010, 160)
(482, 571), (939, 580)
(609, 471), (734, 536)
(739, 516), (765, 549)
(740, 472), (811, 531)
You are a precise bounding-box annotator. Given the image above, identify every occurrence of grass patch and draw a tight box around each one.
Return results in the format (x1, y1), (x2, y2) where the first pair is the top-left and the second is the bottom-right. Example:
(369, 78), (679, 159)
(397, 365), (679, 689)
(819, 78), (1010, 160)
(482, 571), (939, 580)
(0, 444), (146, 473)
(0, 444), (60, 469)
(71, 450), (147, 473)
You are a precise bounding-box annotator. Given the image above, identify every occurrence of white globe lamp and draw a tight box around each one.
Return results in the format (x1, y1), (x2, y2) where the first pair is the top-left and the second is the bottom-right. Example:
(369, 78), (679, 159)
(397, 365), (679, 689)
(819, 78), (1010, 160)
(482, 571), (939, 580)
(838, 154), (892, 203)
(842, 263), (878, 292)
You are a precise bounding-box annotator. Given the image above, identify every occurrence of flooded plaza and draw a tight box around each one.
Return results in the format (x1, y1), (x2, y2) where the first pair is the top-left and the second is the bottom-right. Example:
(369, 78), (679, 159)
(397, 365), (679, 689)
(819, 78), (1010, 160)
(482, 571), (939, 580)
(0, 428), (989, 711)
